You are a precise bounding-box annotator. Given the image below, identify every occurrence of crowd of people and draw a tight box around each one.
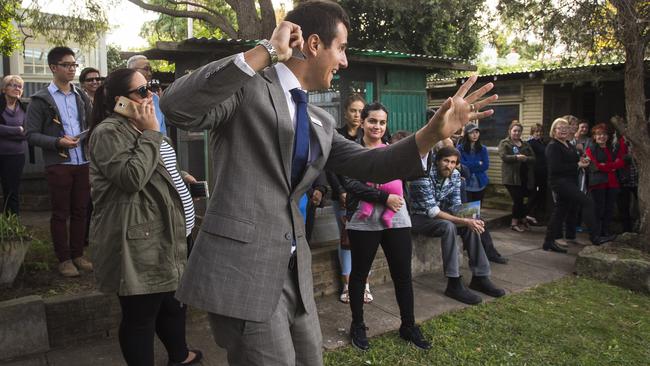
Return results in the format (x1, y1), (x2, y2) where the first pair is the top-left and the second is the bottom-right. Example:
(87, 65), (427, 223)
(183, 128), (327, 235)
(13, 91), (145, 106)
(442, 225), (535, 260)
(0, 0), (639, 365)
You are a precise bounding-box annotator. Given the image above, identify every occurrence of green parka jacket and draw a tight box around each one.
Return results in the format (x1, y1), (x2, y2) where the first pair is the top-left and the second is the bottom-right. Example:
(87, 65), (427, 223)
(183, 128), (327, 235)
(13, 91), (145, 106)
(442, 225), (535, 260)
(498, 137), (536, 189)
(89, 114), (188, 296)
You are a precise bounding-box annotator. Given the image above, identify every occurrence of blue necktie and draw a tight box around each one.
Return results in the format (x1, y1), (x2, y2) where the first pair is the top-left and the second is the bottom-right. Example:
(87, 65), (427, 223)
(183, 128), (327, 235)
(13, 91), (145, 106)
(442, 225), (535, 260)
(289, 88), (310, 189)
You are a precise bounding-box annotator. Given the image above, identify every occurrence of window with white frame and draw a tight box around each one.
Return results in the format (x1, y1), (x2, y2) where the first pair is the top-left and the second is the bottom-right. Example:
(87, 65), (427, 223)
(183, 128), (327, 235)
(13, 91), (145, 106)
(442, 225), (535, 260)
(23, 47), (50, 75)
(23, 46), (88, 76)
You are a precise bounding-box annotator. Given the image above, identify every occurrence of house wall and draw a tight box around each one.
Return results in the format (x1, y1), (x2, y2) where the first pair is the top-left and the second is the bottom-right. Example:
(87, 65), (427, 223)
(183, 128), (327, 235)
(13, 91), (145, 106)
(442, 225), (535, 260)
(429, 79), (544, 185)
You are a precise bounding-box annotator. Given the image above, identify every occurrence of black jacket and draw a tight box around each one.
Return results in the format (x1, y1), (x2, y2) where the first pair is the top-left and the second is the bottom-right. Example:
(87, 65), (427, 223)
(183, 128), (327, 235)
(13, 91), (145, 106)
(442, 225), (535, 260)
(545, 139), (579, 188)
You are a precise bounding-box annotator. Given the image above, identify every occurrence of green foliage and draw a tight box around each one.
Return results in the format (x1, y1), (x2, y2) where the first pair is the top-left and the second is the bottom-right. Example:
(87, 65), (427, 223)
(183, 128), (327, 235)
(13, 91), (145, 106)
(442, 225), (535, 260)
(107, 43), (126, 72)
(0, 0), (21, 55)
(138, 0), (235, 45)
(0, 0), (111, 55)
(20, 238), (53, 272)
(494, 0), (648, 64)
(0, 213), (29, 243)
(325, 277), (650, 365)
(338, 0), (483, 60)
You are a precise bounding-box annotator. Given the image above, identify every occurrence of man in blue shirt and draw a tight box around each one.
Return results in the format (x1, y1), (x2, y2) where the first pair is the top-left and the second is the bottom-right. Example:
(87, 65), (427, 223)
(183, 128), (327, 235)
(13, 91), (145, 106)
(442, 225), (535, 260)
(409, 146), (505, 305)
(26, 46), (93, 278)
(127, 55), (166, 135)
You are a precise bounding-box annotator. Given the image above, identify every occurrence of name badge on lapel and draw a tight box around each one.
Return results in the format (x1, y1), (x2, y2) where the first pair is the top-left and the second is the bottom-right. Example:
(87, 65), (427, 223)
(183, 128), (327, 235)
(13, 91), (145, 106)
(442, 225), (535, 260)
(310, 118), (323, 127)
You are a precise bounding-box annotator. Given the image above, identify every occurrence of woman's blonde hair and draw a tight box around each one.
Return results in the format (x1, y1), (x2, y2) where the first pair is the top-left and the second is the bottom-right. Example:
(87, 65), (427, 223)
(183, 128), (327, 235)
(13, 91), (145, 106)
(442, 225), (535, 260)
(1, 75), (24, 91)
(549, 118), (569, 138)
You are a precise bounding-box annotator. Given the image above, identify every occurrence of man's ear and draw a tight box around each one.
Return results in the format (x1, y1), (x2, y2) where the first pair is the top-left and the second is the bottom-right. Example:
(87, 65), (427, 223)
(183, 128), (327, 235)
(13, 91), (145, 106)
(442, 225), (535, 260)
(306, 34), (321, 57)
(49, 64), (57, 74)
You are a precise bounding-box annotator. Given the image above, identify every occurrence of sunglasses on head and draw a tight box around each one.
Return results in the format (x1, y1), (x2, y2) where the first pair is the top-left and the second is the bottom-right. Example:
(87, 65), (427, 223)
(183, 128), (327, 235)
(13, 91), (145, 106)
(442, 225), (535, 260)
(127, 85), (149, 98)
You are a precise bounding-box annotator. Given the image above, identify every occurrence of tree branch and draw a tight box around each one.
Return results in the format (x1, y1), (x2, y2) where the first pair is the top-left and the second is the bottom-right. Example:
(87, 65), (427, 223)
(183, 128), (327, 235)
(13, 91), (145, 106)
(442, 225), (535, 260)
(128, 0), (237, 38)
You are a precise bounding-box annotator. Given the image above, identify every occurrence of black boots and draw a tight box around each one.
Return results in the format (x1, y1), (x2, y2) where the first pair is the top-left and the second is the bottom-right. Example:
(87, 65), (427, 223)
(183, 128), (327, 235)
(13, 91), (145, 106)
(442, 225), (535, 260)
(543, 241), (568, 253)
(591, 234), (617, 246)
(469, 276), (506, 298)
(445, 277), (482, 305)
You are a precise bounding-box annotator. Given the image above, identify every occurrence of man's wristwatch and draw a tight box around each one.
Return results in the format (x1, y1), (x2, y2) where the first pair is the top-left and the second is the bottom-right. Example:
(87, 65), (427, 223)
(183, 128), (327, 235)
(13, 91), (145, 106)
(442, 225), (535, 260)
(257, 39), (279, 65)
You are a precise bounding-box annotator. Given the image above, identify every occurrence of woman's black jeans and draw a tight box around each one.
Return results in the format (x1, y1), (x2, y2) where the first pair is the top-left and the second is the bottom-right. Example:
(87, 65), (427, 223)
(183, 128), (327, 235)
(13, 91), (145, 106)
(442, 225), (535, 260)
(118, 291), (189, 366)
(545, 179), (599, 244)
(505, 184), (529, 220)
(591, 188), (618, 236)
(348, 228), (414, 327)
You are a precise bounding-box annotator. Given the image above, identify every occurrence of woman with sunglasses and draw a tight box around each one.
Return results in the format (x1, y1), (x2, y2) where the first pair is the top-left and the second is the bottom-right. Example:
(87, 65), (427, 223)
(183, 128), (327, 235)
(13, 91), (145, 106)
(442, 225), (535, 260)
(79, 67), (103, 103)
(0, 75), (27, 215)
(87, 68), (202, 366)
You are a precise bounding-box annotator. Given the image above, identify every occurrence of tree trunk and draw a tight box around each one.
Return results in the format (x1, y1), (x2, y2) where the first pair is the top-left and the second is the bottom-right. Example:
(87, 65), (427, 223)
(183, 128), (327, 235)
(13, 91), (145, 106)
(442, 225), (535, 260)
(613, 0), (649, 251)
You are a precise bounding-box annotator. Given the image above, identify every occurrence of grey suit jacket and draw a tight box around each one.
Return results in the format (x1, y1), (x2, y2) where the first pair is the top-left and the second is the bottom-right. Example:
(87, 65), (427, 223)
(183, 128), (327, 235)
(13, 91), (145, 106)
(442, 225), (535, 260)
(160, 55), (424, 322)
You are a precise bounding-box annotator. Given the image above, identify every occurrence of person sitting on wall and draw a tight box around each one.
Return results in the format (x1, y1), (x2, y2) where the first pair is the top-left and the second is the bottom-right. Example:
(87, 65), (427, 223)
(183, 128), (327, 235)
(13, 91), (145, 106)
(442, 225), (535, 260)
(409, 146), (506, 305)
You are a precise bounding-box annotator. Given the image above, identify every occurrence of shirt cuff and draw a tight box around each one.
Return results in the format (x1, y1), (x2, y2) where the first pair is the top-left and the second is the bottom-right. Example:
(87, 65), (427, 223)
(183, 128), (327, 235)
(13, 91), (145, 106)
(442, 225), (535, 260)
(420, 155), (429, 171)
(427, 206), (441, 218)
(234, 52), (256, 77)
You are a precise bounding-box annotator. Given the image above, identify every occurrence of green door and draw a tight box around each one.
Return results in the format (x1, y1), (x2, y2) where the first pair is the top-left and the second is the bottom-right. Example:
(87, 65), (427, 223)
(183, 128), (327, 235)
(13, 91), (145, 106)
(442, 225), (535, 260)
(379, 69), (428, 133)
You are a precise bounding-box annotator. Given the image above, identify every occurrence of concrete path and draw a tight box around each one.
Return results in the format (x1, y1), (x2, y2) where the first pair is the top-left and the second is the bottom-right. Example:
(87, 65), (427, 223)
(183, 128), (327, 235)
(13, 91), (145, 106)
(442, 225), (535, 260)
(5, 226), (584, 366)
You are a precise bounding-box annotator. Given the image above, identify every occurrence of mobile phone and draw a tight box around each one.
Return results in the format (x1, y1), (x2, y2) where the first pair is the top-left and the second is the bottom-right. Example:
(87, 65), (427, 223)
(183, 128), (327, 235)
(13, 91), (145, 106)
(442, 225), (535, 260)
(188, 181), (209, 198)
(114, 96), (137, 119)
(74, 129), (89, 140)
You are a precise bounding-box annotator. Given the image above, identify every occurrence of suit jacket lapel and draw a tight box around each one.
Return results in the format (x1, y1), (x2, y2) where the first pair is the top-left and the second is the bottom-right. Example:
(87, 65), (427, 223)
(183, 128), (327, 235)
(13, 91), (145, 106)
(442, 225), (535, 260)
(292, 110), (329, 196)
(263, 68), (293, 190)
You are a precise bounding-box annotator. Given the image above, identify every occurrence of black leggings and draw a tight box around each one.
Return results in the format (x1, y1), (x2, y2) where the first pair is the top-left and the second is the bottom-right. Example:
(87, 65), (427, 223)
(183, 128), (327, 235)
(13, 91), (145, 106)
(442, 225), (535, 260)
(0, 154), (25, 215)
(545, 180), (599, 244)
(348, 228), (414, 327)
(118, 291), (189, 366)
(466, 190), (485, 203)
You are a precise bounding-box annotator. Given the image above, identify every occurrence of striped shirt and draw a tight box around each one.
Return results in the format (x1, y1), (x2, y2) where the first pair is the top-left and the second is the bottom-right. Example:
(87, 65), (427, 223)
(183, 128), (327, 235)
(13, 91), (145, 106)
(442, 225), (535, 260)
(160, 140), (195, 237)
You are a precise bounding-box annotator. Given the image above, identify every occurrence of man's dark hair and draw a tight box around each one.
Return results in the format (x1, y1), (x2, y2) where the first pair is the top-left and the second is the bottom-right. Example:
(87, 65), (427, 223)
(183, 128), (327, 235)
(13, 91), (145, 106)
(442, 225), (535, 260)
(435, 146), (461, 163)
(47, 46), (75, 65)
(79, 67), (100, 82)
(361, 101), (388, 120)
(89, 68), (138, 140)
(284, 0), (350, 48)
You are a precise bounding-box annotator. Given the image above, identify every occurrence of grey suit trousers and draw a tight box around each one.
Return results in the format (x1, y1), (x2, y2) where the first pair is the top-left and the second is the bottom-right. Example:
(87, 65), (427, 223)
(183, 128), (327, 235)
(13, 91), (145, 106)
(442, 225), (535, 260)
(411, 215), (491, 278)
(208, 268), (323, 366)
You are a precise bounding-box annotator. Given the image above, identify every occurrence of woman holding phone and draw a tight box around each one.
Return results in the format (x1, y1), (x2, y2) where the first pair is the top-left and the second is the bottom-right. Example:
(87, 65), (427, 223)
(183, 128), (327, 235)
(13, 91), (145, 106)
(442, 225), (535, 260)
(87, 68), (202, 366)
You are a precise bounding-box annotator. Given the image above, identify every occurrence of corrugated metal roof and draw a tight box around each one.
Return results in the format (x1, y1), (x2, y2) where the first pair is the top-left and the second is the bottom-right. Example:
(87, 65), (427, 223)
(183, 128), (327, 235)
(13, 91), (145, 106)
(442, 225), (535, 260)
(179, 37), (471, 64)
(429, 58), (650, 83)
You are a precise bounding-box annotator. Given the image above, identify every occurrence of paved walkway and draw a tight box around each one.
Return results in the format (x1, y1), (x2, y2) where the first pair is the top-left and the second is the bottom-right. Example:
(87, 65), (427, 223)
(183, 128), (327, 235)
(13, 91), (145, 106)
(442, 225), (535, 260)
(5, 224), (584, 366)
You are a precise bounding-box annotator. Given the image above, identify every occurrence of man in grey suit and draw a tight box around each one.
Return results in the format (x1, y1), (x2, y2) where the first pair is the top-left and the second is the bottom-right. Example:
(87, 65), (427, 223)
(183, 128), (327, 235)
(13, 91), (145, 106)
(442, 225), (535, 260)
(160, 1), (497, 364)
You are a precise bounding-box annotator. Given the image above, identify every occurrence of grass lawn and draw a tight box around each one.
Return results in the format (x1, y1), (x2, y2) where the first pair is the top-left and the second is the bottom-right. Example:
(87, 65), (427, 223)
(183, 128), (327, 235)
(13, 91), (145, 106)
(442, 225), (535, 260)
(324, 277), (650, 366)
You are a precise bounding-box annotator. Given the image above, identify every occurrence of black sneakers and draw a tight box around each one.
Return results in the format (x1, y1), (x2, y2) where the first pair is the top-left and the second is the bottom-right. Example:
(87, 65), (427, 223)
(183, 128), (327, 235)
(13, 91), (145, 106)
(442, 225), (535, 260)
(444, 277), (482, 305)
(469, 276), (506, 298)
(350, 322), (370, 351)
(399, 324), (432, 350)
